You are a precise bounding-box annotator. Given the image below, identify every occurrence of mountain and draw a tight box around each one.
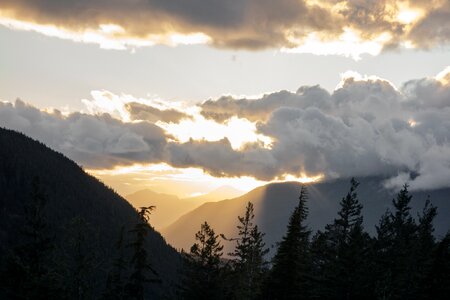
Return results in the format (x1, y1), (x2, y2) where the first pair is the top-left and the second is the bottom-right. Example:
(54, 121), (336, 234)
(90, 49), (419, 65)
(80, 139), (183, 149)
(184, 185), (243, 203)
(125, 186), (243, 230)
(0, 128), (180, 298)
(126, 189), (198, 229)
(161, 177), (450, 256)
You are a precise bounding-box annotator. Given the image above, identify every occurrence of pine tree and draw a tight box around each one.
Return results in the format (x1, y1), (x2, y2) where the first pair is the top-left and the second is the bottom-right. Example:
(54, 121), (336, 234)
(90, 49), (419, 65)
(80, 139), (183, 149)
(264, 186), (311, 300)
(425, 232), (450, 300)
(181, 221), (225, 300)
(125, 206), (160, 300)
(374, 184), (418, 300)
(414, 197), (438, 299)
(226, 202), (269, 300)
(310, 178), (371, 300)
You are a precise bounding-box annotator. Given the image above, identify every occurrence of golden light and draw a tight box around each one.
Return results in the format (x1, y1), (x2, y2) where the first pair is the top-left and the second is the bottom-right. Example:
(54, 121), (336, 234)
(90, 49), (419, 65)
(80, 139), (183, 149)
(279, 173), (324, 184)
(88, 163), (325, 199)
(283, 28), (392, 60)
(158, 112), (273, 150)
(0, 15), (210, 50)
(408, 119), (418, 127)
(396, 2), (424, 25)
(87, 163), (265, 197)
(436, 66), (450, 85)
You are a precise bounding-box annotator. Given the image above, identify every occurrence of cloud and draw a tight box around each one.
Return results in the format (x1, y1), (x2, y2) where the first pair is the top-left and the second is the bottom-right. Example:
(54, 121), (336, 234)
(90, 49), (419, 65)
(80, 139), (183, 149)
(0, 1), (449, 56)
(0, 100), (167, 168)
(125, 102), (191, 123)
(196, 67), (450, 190)
(1, 67), (450, 191)
(200, 86), (332, 122)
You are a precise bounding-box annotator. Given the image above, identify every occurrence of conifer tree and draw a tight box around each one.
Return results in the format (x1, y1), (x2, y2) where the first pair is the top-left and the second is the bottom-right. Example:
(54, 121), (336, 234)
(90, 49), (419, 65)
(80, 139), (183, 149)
(408, 196), (438, 299)
(126, 206), (160, 300)
(374, 184), (418, 300)
(182, 221), (225, 300)
(425, 233), (450, 300)
(264, 186), (311, 300)
(226, 202), (269, 300)
(310, 178), (371, 300)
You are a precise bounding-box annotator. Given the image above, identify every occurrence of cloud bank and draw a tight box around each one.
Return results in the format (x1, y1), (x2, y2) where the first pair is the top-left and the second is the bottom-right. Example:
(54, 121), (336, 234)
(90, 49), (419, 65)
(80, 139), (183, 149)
(0, 1), (449, 56)
(1, 67), (450, 191)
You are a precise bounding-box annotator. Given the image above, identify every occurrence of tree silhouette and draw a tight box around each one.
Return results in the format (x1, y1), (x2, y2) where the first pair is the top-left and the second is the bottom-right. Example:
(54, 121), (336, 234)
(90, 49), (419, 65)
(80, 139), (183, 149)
(225, 202), (269, 299)
(126, 206), (160, 300)
(0, 177), (62, 299)
(374, 184), (419, 300)
(182, 221), (225, 300)
(103, 226), (127, 300)
(310, 178), (371, 300)
(264, 186), (312, 300)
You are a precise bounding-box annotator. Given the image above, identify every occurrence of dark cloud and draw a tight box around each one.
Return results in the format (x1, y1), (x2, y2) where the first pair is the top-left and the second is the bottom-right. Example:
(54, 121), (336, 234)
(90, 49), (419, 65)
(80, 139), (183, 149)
(408, 1), (450, 48)
(1, 0), (448, 51)
(0, 0), (334, 50)
(0, 100), (167, 168)
(200, 86), (332, 122)
(125, 102), (191, 123)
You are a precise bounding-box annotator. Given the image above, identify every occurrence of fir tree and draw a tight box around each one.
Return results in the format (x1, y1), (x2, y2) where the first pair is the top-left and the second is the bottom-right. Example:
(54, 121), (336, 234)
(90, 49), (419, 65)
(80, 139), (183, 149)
(182, 221), (225, 300)
(226, 202), (269, 300)
(125, 206), (160, 300)
(414, 197), (438, 299)
(374, 184), (418, 300)
(264, 186), (311, 300)
(311, 178), (371, 300)
(426, 233), (450, 300)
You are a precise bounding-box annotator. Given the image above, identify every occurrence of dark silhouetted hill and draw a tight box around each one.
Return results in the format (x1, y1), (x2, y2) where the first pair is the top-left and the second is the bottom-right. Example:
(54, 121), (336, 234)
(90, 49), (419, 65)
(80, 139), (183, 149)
(0, 128), (180, 298)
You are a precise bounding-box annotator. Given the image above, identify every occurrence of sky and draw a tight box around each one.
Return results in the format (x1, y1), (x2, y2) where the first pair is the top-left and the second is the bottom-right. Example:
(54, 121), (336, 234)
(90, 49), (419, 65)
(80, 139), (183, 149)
(1, 0), (450, 197)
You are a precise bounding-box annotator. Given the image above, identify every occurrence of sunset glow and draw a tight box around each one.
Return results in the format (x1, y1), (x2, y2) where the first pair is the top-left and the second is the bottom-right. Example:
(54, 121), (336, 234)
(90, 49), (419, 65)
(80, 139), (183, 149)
(88, 163), (324, 197)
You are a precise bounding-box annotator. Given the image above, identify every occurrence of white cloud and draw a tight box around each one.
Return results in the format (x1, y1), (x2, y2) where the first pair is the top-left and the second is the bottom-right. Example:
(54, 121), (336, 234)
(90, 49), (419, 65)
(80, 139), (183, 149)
(1, 67), (450, 191)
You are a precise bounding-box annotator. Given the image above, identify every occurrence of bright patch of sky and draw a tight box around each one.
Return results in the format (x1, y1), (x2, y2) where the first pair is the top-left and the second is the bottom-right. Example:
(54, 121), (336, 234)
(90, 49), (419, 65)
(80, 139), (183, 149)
(1, 27), (449, 112)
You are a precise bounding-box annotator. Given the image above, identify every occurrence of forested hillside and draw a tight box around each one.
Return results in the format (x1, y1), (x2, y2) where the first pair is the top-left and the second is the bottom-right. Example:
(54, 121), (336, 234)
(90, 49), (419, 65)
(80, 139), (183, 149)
(0, 128), (180, 299)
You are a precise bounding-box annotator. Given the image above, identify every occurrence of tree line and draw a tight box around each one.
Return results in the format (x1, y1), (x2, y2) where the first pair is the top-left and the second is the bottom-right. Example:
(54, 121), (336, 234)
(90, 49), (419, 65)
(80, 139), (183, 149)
(1, 177), (449, 299)
(180, 178), (450, 300)
(0, 177), (162, 299)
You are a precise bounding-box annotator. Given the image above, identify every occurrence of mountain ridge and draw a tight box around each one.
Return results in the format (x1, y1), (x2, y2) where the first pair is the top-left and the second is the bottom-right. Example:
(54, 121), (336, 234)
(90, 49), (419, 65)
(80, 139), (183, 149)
(0, 127), (180, 298)
(162, 177), (450, 255)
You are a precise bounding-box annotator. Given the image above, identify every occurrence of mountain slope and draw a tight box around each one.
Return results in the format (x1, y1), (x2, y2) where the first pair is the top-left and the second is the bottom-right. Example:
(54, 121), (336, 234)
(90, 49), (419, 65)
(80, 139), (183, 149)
(162, 178), (450, 255)
(126, 186), (244, 230)
(126, 189), (198, 229)
(0, 128), (180, 298)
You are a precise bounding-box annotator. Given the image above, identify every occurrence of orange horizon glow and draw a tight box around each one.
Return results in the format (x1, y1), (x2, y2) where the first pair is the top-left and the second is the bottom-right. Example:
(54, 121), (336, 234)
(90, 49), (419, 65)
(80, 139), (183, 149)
(87, 163), (325, 198)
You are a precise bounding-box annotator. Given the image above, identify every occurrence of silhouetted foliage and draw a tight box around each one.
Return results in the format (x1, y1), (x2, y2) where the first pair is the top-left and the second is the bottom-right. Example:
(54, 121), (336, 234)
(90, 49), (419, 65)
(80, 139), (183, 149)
(373, 184), (419, 299)
(181, 221), (225, 300)
(0, 177), (63, 299)
(103, 226), (127, 300)
(1, 128), (450, 299)
(58, 217), (103, 300)
(125, 206), (161, 300)
(310, 178), (372, 300)
(0, 128), (180, 299)
(263, 186), (312, 300)
(224, 202), (269, 300)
